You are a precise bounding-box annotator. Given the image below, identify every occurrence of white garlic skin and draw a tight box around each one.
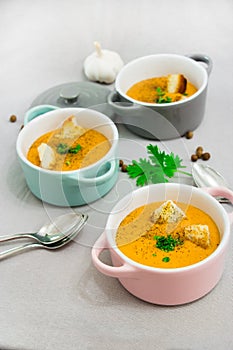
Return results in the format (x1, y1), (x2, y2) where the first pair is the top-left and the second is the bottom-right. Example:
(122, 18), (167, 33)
(84, 42), (124, 84)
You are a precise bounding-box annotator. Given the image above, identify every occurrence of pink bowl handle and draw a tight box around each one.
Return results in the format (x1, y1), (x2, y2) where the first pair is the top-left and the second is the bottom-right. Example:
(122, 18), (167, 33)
(202, 186), (233, 224)
(92, 232), (137, 278)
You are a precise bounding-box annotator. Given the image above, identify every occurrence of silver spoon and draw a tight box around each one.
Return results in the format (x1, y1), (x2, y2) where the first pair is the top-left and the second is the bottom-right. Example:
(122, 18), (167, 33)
(0, 213), (85, 244)
(0, 213), (88, 260)
(192, 163), (231, 203)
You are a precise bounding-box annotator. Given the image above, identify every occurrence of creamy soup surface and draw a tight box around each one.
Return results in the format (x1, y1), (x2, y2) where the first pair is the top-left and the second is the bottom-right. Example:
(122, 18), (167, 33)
(116, 201), (220, 269)
(27, 116), (111, 171)
(126, 75), (197, 104)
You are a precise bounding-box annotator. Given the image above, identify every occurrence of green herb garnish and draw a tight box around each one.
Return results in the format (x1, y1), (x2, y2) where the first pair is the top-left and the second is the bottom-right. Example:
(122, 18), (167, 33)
(68, 144), (82, 154)
(57, 143), (81, 155)
(162, 257), (170, 263)
(157, 96), (172, 104)
(126, 144), (191, 186)
(155, 87), (172, 104)
(57, 143), (69, 154)
(156, 87), (165, 96)
(154, 234), (183, 252)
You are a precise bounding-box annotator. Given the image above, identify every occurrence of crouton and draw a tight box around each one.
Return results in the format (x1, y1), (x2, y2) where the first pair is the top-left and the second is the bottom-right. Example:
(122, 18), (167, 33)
(38, 143), (56, 169)
(184, 224), (210, 249)
(167, 74), (187, 94)
(56, 116), (87, 139)
(150, 200), (186, 227)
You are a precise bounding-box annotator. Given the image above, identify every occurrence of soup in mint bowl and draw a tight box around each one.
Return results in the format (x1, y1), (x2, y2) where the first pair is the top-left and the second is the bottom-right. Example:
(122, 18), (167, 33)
(17, 108), (119, 206)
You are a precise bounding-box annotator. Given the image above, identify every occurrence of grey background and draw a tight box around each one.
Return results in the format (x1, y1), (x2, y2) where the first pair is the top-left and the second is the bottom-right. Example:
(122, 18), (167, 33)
(0, 0), (233, 349)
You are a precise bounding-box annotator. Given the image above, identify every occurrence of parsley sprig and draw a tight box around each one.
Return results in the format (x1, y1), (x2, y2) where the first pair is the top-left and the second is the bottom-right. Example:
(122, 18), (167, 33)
(57, 143), (81, 155)
(68, 144), (82, 154)
(156, 87), (172, 104)
(126, 145), (191, 186)
(154, 234), (183, 252)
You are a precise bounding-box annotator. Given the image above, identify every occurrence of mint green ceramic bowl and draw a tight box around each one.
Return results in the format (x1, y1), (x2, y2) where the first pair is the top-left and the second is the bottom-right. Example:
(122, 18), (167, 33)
(17, 108), (119, 206)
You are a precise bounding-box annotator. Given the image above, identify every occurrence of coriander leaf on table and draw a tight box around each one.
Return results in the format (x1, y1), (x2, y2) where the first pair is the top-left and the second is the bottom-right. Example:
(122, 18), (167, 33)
(127, 159), (153, 187)
(164, 153), (186, 177)
(148, 144), (186, 177)
(127, 158), (167, 186)
(147, 144), (166, 167)
(126, 144), (191, 187)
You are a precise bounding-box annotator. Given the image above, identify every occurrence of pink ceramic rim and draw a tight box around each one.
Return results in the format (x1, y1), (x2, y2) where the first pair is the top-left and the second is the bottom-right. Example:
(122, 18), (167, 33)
(104, 184), (231, 274)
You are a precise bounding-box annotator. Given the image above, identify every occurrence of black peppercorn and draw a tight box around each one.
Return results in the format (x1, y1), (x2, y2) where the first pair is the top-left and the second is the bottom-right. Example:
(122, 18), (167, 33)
(9, 114), (17, 122)
(185, 131), (193, 139)
(191, 154), (198, 162)
(202, 152), (211, 161)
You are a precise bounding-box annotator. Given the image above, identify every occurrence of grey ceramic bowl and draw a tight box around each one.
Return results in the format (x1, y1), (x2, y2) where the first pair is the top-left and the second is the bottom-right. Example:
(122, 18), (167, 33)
(108, 54), (212, 140)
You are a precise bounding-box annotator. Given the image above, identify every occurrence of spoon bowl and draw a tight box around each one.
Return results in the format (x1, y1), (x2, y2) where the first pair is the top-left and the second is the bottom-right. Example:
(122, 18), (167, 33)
(0, 213), (88, 260)
(0, 212), (86, 244)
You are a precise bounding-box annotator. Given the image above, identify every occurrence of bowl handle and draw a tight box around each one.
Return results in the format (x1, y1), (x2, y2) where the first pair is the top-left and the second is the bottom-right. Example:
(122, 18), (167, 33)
(72, 160), (118, 186)
(24, 104), (59, 124)
(202, 186), (233, 224)
(92, 232), (137, 278)
(187, 54), (213, 76)
(107, 90), (141, 111)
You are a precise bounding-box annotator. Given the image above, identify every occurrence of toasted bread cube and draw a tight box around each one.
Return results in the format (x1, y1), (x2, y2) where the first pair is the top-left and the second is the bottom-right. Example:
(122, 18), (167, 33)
(38, 143), (56, 169)
(150, 200), (186, 225)
(167, 74), (187, 94)
(184, 224), (210, 249)
(56, 116), (87, 139)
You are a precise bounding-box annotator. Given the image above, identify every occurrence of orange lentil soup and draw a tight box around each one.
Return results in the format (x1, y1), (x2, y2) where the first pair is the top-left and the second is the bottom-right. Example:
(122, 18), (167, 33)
(126, 76), (197, 104)
(116, 202), (220, 269)
(27, 128), (110, 171)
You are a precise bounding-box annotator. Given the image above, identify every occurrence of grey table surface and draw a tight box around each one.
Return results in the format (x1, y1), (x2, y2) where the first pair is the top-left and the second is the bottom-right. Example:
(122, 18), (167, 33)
(0, 0), (233, 349)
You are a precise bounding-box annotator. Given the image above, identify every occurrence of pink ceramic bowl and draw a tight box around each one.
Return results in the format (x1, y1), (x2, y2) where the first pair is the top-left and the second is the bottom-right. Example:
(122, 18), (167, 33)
(92, 184), (233, 305)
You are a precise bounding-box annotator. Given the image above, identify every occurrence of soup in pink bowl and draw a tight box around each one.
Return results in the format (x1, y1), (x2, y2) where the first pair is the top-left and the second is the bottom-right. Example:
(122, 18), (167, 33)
(92, 183), (233, 305)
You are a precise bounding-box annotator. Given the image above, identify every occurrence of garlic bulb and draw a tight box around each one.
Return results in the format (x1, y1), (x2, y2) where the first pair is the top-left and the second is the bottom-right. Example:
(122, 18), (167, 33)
(83, 41), (124, 84)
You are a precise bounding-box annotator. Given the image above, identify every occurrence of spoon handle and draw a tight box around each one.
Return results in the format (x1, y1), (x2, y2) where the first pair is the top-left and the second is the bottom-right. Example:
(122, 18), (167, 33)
(203, 187), (233, 206)
(217, 197), (232, 204)
(0, 242), (42, 260)
(0, 233), (36, 243)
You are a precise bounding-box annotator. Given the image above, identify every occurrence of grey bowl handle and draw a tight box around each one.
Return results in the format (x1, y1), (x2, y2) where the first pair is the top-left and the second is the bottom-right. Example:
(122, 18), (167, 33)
(107, 90), (141, 111)
(187, 54), (213, 76)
